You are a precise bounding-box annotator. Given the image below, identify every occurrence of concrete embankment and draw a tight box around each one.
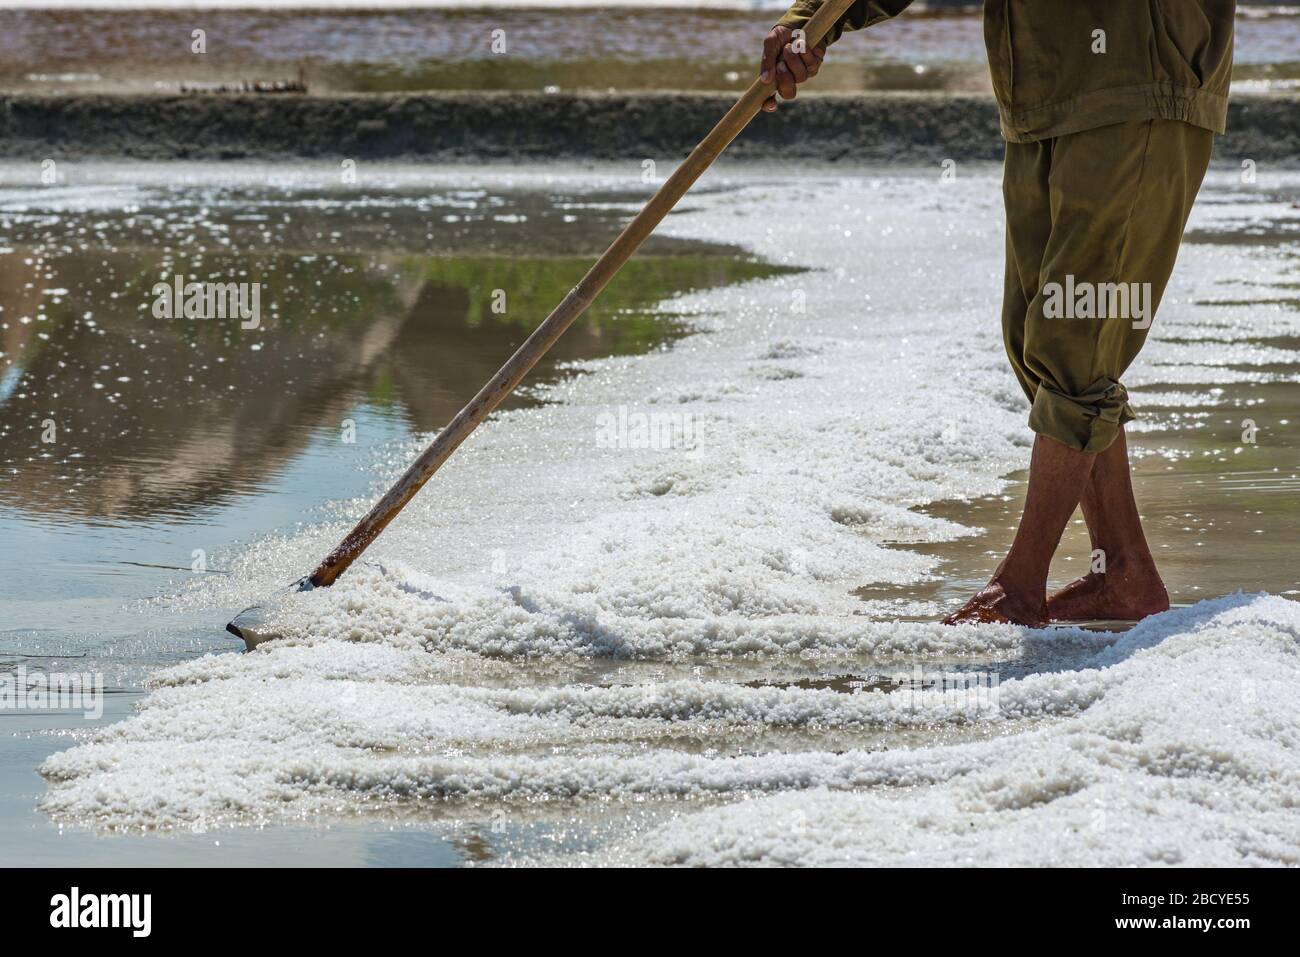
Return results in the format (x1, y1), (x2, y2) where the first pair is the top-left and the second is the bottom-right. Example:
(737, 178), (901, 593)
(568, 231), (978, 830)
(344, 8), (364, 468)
(3, 91), (1297, 164)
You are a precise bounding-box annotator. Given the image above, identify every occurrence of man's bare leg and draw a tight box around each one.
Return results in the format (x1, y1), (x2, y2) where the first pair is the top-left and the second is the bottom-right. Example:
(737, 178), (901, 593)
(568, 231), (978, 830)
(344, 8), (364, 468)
(1046, 429), (1170, 620)
(943, 435), (1096, 627)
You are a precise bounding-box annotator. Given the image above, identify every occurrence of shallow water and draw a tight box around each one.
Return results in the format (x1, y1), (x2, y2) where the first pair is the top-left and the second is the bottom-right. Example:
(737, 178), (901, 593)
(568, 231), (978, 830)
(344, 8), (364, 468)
(0, 162), (783, 864)
(4, 160), (1299, 867)
(3, 6), (1299, 96)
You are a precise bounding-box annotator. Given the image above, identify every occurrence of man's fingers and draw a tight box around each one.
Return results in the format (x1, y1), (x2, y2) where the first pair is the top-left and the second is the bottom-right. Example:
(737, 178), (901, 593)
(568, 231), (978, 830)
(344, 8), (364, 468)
(800, 47), (822, 78)
(760, 31), (782, 83)
(781, 44), (809, 83)
(758, 24), (809, 109)
(776, 60), (797, 100)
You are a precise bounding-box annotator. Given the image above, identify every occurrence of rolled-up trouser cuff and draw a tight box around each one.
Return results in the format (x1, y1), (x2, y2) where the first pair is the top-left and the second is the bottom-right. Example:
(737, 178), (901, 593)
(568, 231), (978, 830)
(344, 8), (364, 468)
(1028, 379), (1134, 453)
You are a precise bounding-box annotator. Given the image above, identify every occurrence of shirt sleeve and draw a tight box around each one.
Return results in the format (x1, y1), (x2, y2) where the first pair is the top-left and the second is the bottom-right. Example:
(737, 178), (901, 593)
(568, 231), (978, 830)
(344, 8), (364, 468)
(775, 0), (917, 49)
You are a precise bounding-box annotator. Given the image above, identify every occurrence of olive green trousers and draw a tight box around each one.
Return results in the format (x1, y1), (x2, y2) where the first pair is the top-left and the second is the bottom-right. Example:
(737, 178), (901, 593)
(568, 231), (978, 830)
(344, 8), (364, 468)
(1001, 118), (1213, 453)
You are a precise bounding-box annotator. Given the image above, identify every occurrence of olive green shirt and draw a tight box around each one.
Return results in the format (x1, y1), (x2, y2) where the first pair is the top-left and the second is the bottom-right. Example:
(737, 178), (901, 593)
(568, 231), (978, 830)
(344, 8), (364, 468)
(776, 0), (1235, 142)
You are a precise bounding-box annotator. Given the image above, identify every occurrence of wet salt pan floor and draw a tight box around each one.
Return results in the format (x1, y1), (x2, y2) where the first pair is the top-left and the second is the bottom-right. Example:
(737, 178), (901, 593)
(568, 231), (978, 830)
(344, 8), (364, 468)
(5, 6), (1299, 96)
(8, 162), (1300, 866)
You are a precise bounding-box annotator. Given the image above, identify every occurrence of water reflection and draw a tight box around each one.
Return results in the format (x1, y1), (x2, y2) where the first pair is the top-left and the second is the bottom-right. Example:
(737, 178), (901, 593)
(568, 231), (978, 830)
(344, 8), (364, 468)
(0, 183), (785, 525)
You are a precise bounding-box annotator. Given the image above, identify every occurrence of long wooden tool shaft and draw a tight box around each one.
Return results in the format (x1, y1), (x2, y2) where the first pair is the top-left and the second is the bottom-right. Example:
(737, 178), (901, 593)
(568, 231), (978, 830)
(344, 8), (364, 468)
(308, 0), (855, 587)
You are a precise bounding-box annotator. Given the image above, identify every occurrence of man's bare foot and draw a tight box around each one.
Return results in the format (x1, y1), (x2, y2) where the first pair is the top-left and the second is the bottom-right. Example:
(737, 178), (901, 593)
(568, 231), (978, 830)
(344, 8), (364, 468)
(942, 579), (1048, 627)
(1047, 565), (1170, 621)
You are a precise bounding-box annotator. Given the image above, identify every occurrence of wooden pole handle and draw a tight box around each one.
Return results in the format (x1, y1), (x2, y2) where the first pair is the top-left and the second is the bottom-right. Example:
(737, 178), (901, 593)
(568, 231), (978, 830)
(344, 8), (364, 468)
(309, 0), (859, 587)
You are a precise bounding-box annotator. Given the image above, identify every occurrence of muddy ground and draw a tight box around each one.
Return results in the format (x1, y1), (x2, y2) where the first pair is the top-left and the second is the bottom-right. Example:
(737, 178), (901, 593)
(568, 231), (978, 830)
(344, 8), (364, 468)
(4, 91), (1298, 164)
